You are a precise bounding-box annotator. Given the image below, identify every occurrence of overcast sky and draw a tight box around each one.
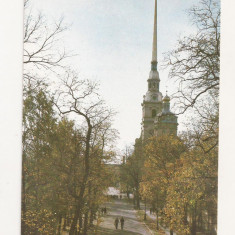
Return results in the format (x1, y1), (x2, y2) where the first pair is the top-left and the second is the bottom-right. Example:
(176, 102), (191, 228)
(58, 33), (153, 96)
(29, 0), (198, 150)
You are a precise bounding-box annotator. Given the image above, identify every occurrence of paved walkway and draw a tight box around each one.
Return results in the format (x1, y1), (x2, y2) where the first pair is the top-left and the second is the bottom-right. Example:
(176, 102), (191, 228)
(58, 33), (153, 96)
(92, 199), (153, 235)
(139, 202), (176, 235)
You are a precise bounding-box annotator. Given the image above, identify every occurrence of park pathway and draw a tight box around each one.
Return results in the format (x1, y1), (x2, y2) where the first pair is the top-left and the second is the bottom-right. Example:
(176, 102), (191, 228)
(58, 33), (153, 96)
(139, 202), (176, 235)
(91, 199), (153, 235)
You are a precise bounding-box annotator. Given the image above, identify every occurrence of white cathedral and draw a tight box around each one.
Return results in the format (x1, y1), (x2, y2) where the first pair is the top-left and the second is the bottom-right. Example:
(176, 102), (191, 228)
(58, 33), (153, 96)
(141, 0), (178, 141)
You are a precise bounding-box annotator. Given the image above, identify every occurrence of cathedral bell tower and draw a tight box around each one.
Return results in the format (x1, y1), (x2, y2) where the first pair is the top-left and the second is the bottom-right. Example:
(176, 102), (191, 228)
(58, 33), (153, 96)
(154, 94), (178, 137)
(141, 0), (162, 140)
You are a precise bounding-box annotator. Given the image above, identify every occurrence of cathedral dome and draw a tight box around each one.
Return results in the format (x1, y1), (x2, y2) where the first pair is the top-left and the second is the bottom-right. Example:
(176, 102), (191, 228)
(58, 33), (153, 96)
(163, 95), (170, 102)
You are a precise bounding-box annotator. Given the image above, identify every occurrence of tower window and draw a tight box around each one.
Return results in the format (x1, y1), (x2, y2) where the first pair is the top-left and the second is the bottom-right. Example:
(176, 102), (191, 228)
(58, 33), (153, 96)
(152, 109), (157, 117)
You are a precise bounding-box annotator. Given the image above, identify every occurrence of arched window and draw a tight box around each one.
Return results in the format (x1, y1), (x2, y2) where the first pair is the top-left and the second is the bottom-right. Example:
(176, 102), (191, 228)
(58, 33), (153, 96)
(152, 109), (157, 117)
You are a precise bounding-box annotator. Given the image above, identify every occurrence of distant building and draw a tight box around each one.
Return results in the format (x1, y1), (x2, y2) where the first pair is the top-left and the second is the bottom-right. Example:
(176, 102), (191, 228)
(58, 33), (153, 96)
(141, 0), (178, 141)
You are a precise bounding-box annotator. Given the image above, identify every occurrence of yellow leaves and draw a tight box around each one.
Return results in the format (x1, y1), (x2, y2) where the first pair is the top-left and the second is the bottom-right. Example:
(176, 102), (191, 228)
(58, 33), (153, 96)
(142, 134), (185, 191)
(23, 208), (57, 234)
(140, 132), (218, 234)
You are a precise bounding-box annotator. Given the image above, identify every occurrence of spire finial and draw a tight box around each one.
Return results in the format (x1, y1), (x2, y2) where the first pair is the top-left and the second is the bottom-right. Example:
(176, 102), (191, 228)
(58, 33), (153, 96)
(152, 0), (157, 63)
(163, 86), (170, 103)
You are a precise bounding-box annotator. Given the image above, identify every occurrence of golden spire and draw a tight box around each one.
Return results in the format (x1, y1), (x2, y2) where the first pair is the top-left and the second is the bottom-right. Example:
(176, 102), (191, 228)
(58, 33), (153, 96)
(152, 0), (157, 63)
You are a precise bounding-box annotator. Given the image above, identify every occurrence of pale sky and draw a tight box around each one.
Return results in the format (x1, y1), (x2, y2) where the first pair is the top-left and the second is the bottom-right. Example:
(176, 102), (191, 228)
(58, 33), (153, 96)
(29, 0), (198, 150)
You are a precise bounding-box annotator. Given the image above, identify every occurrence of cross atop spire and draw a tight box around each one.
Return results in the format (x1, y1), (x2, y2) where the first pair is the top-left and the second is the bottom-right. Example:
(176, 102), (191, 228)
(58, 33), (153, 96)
(151, 0), (158, 70)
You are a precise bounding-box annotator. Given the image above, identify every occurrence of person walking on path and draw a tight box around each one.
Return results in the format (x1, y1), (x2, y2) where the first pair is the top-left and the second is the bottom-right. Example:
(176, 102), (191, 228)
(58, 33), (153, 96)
(114, 217), (119, 229)
(120, 216), (125, 230)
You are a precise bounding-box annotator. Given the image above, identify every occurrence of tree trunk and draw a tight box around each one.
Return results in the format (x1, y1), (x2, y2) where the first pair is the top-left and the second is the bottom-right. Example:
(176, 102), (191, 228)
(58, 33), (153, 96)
(126, 186), (130, 199)
(183, 205), (188, 227)
(69, 205), (81, 235)
(191, 205), (197, 235)
(89, 207), (96, 227)
(63, 216), (67, 230)
(69, 123), (92, 235)
(58, 214), (62, 235)
(89, 210), (93, 227)
(191, 219), (196, 235)
(83, 211), (89, 235)
(78, 215), (83, 235)
(127, 191), (130, 199)
(156, 209), (159, 230)
(21, 156), (26, 235)
(135, 186), (140, 209)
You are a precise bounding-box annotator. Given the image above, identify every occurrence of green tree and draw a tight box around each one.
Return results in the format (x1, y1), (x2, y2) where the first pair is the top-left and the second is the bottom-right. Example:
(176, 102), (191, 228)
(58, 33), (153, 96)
(22, 2), (117, 235)
(22, 84), (57, 234)
(161, 1), (220, 232)
(141, 135), (186, 234)
(120, 146), (133, 199)
(120, 138), (144, 209)
(163, 130), (218, 235)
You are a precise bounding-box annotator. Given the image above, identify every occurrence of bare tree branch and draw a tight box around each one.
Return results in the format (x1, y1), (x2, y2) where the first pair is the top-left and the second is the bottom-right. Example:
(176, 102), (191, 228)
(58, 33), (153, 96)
(163, 0), (220, 115)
